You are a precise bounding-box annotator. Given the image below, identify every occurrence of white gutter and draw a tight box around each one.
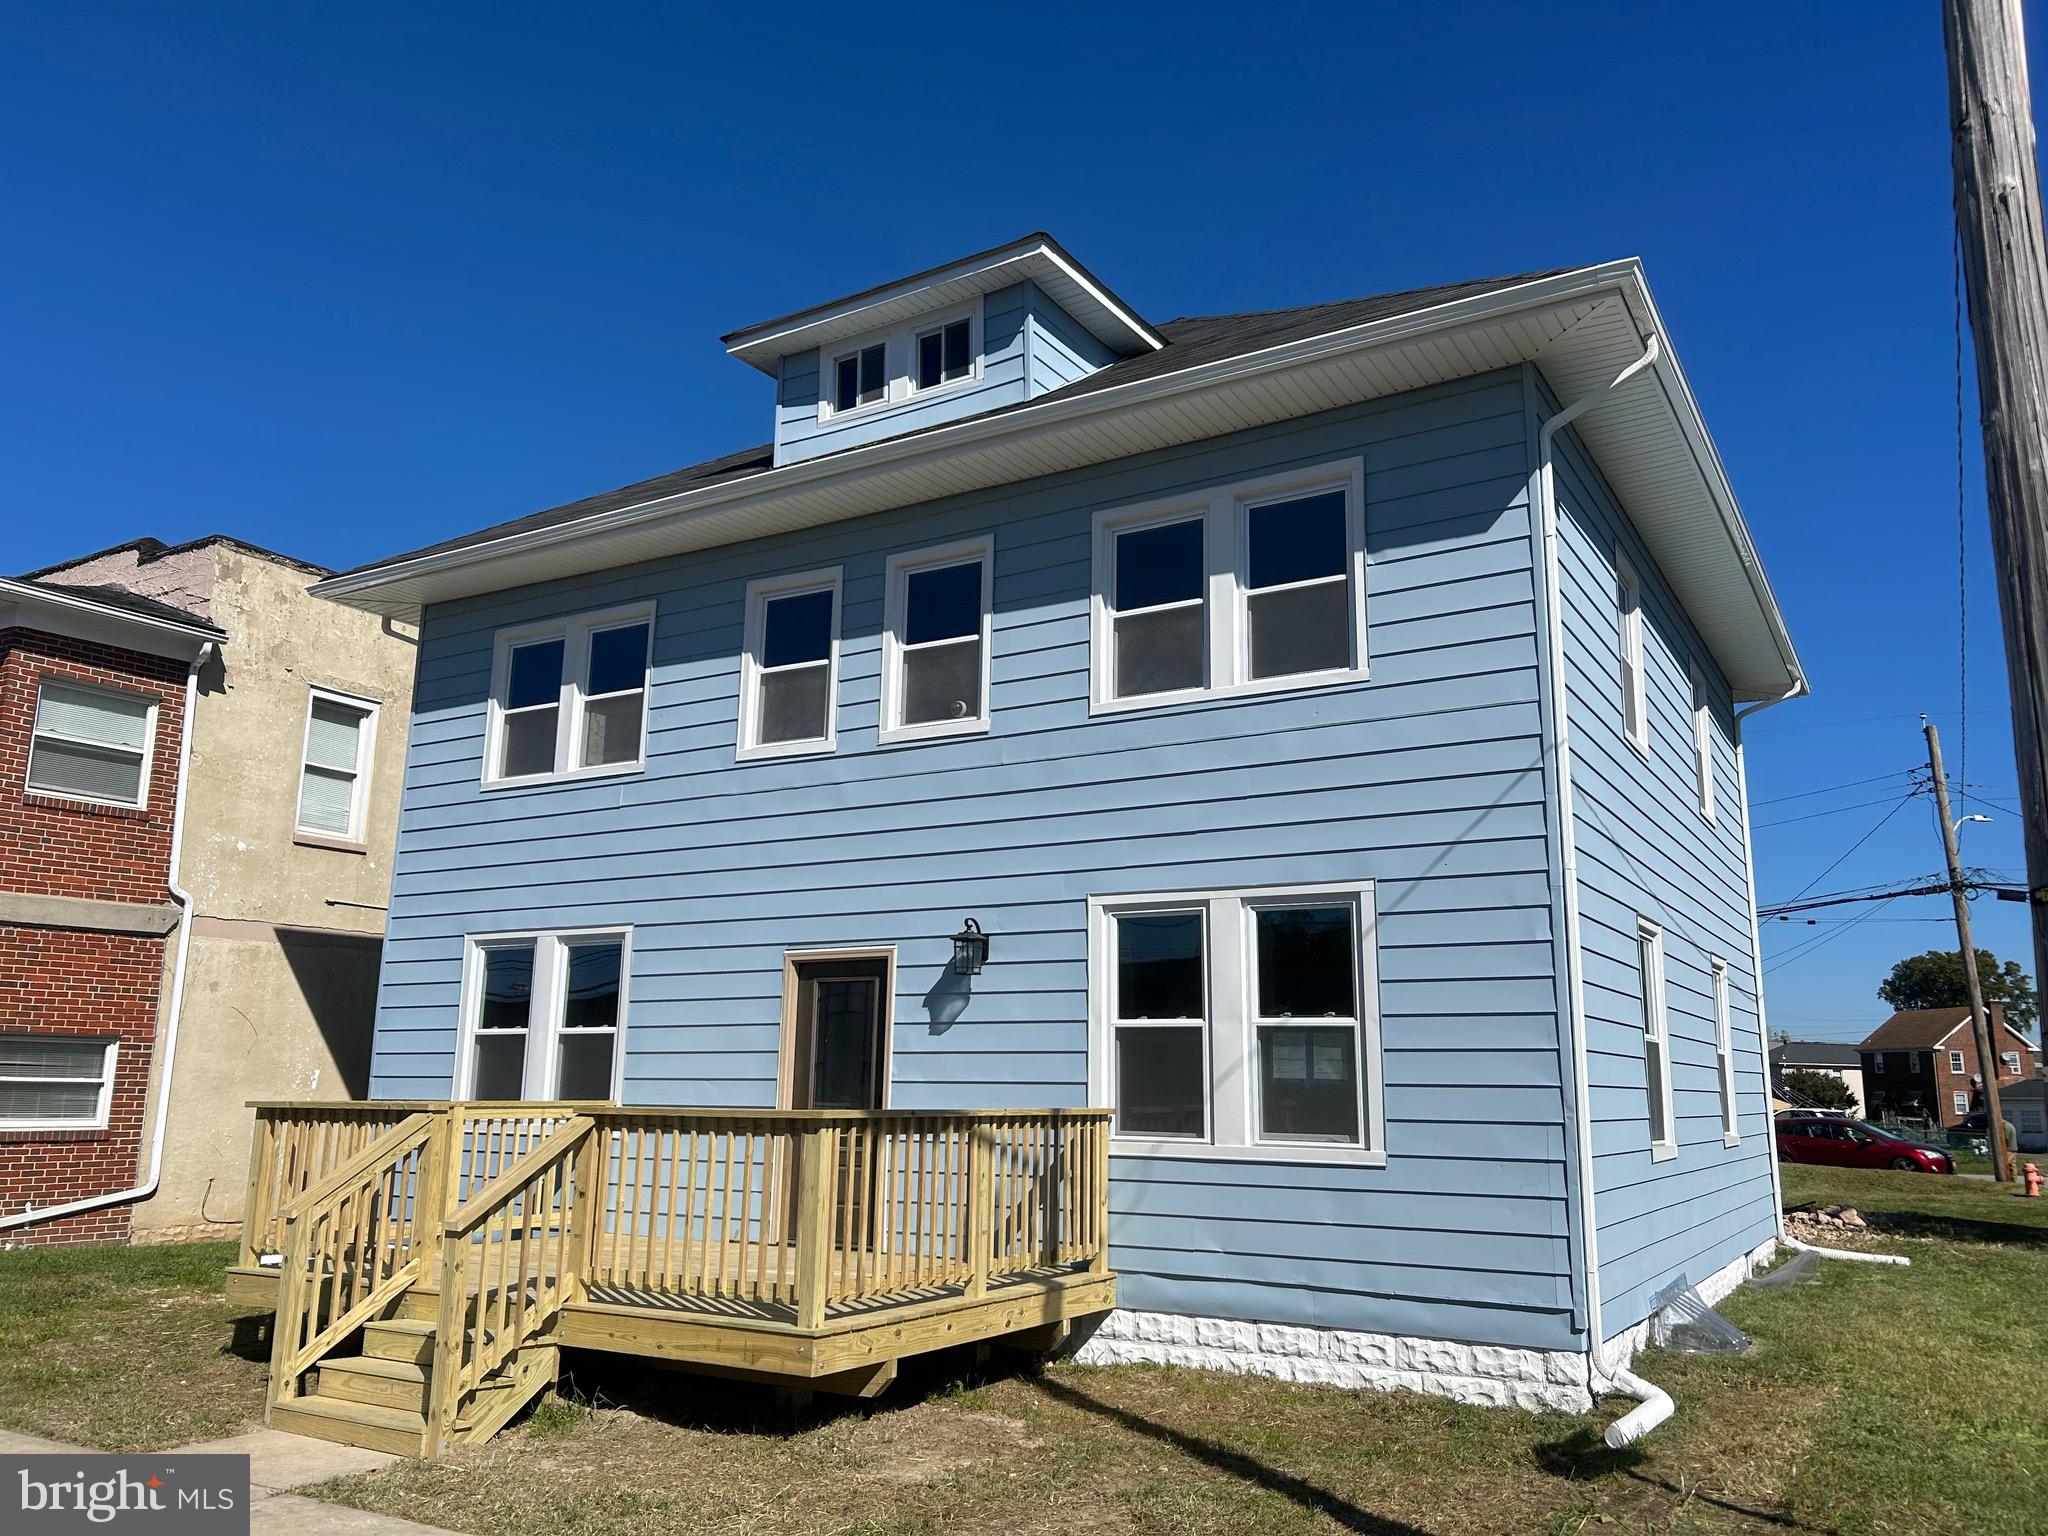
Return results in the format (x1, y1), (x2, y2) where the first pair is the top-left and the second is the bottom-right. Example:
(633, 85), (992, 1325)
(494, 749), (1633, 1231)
(0, 577), (224, 648)
(1534, 327), (1662, 1385)
(0, 641), (212, 1236)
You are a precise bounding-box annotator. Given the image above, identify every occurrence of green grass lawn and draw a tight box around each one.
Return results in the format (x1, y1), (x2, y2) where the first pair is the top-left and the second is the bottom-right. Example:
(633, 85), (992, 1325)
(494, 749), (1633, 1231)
(5, 1171), (2045, 1533)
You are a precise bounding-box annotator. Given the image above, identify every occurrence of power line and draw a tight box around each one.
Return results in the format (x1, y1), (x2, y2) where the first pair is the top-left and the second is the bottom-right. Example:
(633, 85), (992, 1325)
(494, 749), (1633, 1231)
(1766, 895), (1900, 973)
(1751, 770), (1915, 807)
(1782, 792), (1923, 903)
(1755, 793), (1926, 830)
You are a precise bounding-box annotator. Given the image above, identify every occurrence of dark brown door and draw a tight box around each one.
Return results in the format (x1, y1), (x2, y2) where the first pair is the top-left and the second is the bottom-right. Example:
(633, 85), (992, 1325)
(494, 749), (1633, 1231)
(789, 958), (889, 1110)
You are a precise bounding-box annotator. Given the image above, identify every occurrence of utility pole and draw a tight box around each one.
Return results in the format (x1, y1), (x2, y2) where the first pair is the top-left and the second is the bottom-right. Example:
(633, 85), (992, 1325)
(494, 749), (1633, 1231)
(1926, 717), (2012, 1181)
(1945, 0), (2048, 1005)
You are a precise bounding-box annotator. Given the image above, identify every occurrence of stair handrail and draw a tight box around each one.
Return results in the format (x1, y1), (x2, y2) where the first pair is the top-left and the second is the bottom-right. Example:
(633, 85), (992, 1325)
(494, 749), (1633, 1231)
(267, 1111), (441, 1415)
(427, 1114), (597, 1455)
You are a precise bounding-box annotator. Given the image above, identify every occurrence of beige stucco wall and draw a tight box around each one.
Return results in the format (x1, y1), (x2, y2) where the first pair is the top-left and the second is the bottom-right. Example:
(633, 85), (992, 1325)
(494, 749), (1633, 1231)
(39, 542), (419, 1239)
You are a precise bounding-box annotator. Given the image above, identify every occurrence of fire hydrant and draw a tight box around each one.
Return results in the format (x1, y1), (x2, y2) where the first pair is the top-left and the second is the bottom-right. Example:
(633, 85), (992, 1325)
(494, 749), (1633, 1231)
(2025, 1163), (2044, 1199)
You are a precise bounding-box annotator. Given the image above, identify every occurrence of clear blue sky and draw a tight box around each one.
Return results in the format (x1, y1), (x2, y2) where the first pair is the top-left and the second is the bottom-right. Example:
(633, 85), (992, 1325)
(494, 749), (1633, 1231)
(4, 2), (2037, 1041)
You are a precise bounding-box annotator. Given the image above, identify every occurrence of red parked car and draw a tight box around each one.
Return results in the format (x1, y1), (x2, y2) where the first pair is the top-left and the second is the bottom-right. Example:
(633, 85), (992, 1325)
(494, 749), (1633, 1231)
(1775, 1116), (1954, 1174)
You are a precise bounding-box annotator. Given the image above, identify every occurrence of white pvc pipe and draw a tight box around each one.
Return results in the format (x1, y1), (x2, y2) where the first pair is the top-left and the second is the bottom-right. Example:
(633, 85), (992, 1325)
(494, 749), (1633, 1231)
(1780, 1234), (1910, 1267)
(0, 642), (211, 1236)
(1602, 1364), (1676, 1448)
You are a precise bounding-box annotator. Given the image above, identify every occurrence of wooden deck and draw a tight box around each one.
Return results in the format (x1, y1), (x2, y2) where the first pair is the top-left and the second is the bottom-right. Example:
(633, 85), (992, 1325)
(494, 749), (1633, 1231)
(228, 1102), (1115, 1455)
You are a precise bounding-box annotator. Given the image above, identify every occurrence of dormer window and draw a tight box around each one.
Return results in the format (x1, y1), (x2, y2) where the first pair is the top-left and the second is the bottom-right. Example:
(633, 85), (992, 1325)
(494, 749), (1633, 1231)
(915, 318), (974, 391)
(832, 343), (886, 414)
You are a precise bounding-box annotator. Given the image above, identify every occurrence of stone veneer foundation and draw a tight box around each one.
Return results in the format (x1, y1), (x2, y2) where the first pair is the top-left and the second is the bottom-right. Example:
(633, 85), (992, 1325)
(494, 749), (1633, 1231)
(1074, 1236), (1778, 1414)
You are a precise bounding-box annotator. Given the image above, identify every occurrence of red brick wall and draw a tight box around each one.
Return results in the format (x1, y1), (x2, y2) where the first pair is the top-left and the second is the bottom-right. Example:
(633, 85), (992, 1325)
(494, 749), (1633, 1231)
(0, 628), (186, 1245)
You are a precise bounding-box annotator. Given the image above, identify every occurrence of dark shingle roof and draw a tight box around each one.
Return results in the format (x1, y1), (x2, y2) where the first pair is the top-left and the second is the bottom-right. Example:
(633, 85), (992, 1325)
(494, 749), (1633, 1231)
(13, 577), (224, 634)
(23, 533), (332, 581)
(1770, 1041), (1863, 1069)
(336, 269), (1564, 579)
(1859, 1009), (1976, 1051)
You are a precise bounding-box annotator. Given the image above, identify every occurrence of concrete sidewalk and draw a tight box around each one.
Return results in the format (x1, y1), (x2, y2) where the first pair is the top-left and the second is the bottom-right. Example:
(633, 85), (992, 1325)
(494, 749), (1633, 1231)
(0, 1426), (457, 1534)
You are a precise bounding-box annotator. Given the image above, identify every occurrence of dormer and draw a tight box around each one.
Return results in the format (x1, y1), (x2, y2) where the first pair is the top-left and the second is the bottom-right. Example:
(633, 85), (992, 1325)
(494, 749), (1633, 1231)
(722, 233), (1164, 468)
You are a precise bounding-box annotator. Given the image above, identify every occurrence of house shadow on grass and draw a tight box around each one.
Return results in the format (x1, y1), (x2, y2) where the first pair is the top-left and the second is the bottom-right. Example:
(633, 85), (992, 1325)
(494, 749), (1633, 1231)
(1857, 1208), (2048, 1247)
(1531, 1424), (1824, 1533)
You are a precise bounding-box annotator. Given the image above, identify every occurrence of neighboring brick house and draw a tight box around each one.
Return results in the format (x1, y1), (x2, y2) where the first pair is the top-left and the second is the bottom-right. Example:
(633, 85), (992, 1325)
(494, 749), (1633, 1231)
(1858, 1005), (2040, 1129)
(3, 535), (418, 1245)
(1768, 1040), (1865, 1114)
(0, 576), (223, 1244)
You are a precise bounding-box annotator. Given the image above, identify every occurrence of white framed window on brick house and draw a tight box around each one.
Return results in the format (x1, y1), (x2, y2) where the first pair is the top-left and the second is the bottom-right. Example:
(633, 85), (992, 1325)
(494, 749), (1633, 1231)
(1953, 1089), (1970, 1116)
(1712, 957), (1738, 1145)
(295, 686), (379, 844)
(1950, 1049), (1967, 1074)
(484, 603), (653, 787)
(1088, 879), (1385, 1165)
(2001, 1051), (2022, 1076)
(1638, 918), (1676, 1159)
(0, 1035), (117, 1131)
(26, 678), (157, 809)
(880, 536), (993, 743)
(1691, 663), (1716, 822)
(456, 929), (630, 1101)
(738, 568), (841, 760)
(1089, 458), (1367, 713)
(1617, 552), (1648, 755)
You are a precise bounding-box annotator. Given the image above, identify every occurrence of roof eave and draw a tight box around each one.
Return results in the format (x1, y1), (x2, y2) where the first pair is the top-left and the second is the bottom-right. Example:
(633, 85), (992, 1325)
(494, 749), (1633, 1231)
(0, 577), (225, 657)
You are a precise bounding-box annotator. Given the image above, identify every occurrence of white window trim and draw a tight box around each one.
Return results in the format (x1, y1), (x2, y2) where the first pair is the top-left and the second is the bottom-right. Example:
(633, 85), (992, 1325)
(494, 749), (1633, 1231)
(879, 535), (995, 744)
(1089, 457), (1368, 715)
(2001, 1051), (2022, 1076)
(294, 685), (380, 843)
(482, 601), (656, 789)
(1950, 1050), (1968, 1075)
(819, 296), (986, 421)
(0, 1036), (118, 1132)
(455, 927), (633, 1102)
(1953, 1089), (1971, 1116)
(1087, 879), (1385, 1167)
(26, 676), (158, 811)
(1640, 918), (1677, 1161)
(1711, 957), (1738, 1146)
(737, 567), (842, 761)
(1618, 551), (1649, 758)
(1691, 662), (1716, 824)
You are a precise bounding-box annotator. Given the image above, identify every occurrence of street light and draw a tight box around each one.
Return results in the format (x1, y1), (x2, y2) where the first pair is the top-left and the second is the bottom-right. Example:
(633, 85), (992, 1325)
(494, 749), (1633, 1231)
(1955, 813), (1994, 833)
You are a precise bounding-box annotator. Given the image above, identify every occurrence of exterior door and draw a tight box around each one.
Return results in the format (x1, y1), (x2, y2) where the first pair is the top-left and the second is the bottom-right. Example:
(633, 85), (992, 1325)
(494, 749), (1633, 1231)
(788, 958), (889, 1110)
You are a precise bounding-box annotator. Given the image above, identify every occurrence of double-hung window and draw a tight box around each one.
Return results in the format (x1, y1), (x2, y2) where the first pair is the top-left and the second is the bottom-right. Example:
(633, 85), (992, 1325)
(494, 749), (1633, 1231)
(1091, 881), (1384, 1164)
(461, 929), (629, 1101)
(27, 679), (156, 808)
(881, 538), (992, 741)
(1091, 459), (1365, 712)
(486, 604), (653, 786)
(1618, 553), (1648, 754)
(2001, 1051), (2022, 1076)
(295, 687), (378, 842)
(1953, 1089), (1971, 1117)
(1950, 1049), (1967, 1075)
(914, 317), (974, 392)
(1711, 957), (1737, 1143)
(1691, 663), (1715, 822)
(832, 343), (887, 414)
(1638, 918), (1675, 1157)
(739, 570), (841, 758)
(0, 1035), (117, 1131)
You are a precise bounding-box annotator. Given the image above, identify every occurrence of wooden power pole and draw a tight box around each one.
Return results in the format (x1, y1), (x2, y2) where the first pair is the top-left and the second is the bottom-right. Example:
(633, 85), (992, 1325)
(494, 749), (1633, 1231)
(1927, 718), (2013, 1181)
(1945, 0), (2048, 1015)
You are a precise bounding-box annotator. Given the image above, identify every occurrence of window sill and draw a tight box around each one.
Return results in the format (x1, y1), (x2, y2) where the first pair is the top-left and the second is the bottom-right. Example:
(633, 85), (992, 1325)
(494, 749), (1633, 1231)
(1624, 730), (1653, 762)
(1110, 1137), (1387, 1169)
(0, 1125), (110, 1143)
(1089, 664), (1370, 717)
(1722, 1130), (1742, 1149)
(23, 791), (150, 820)
(736, 736), (837, 764)
(878, 717), (990, 747)
(294, 832), (369, 856)
(480, 760), (646, 793)
(1650, 1141), (1679, 1163)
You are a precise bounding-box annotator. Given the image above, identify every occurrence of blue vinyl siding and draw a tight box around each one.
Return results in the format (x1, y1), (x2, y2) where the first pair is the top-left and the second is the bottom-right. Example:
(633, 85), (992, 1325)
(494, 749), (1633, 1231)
(1025, 281), (1118, 393)
(1540, 375), (1777, 1336)
(372, 369), (1583, 1351)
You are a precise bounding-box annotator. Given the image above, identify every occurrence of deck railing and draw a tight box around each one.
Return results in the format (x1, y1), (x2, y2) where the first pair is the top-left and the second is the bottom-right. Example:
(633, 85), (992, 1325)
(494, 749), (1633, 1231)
(242, 1101), (1111, 1337)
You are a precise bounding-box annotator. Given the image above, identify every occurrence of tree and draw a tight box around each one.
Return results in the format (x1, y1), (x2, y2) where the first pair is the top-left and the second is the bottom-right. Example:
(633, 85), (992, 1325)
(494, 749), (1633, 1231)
(1878, 949), (2038, 1034)
(1779, 1069), (1858, 1111)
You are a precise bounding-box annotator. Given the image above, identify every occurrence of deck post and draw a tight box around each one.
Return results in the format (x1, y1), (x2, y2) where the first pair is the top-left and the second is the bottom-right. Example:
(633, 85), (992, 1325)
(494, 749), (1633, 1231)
(794, 1125), (834, 1330)
(1088, 1116), (1109, 1276)
(238, 1111), (274, 1268)
(571, 1121), (605, 1299)
(966, 1121), (994, 1299)
(412, 1107), (458, 1279)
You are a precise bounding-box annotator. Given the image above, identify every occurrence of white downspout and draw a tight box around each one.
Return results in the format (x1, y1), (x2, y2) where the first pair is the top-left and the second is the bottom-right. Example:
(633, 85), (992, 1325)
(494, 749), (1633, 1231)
(0, 641), (212, 1236)
(1533, 328), (1661, 1412)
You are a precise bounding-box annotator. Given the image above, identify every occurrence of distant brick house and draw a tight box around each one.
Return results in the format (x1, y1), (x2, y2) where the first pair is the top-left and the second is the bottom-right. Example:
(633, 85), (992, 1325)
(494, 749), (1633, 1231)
(1858, 1005), (2040, 1129)
(0, 576), (222, 1244)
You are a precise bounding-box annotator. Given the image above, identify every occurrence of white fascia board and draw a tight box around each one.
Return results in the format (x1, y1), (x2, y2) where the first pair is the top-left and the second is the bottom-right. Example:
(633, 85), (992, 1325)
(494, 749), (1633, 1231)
(316, 261), (1803, 699)
(0, 579), (224, 659)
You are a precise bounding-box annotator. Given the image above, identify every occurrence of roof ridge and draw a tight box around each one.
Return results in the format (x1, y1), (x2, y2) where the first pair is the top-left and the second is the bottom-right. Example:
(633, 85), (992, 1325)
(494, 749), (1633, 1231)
(1163, 269), (1573, 329)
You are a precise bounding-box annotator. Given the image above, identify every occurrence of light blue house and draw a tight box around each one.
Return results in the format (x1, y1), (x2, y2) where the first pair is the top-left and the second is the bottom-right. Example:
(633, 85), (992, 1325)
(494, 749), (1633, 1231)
(310, 235), (1806, 1415)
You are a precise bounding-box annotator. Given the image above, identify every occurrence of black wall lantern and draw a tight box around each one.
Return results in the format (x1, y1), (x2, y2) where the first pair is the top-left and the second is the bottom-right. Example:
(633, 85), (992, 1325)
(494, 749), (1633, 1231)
(951, 917), (990, 976)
